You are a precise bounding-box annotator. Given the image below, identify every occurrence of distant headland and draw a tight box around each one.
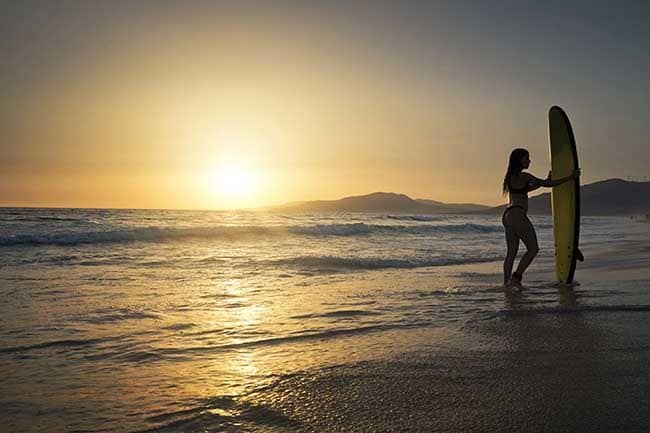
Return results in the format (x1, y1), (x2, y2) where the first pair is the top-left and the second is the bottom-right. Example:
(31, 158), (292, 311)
(267, 179), (650, 216)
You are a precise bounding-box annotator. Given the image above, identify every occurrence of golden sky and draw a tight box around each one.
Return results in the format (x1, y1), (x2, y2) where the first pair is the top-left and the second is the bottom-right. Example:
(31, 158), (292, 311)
(2, 2), (649, 209)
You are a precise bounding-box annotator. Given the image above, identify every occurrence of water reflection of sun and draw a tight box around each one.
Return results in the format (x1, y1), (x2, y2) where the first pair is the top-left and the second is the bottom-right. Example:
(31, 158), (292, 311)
(220, 280), (266, 381)
(228, 349), (258, 378)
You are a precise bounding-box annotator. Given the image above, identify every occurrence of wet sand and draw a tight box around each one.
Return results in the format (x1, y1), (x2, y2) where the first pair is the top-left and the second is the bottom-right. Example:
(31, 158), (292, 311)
(246, 309), (650, 432)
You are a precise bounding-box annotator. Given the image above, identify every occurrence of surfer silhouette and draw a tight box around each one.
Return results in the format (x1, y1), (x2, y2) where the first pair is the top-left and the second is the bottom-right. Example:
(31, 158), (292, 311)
(502, 148), (580, 290)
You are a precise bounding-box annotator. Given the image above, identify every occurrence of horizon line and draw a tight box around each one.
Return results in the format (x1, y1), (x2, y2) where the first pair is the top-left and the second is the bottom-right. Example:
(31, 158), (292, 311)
(0, 177), (639, 212)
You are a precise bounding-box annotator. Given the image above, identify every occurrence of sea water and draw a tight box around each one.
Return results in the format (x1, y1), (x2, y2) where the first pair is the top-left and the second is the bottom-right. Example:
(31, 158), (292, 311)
(1, 208), (649, 432)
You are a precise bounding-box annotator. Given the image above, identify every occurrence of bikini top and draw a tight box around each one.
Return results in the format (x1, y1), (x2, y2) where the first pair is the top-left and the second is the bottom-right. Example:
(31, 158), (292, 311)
(508, 178), (530, 194)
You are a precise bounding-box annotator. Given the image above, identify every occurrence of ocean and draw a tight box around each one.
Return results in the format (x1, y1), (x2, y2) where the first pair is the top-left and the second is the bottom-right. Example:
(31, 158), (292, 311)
(1, 208), (649, 432)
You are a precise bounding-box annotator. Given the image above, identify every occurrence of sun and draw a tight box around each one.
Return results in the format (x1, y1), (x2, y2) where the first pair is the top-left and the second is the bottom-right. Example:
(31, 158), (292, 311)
(211, 166), (255, 198)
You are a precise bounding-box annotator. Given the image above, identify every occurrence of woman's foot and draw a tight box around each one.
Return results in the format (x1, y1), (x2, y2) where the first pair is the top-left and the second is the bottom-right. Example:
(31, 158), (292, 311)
(508, 272), (525, 291)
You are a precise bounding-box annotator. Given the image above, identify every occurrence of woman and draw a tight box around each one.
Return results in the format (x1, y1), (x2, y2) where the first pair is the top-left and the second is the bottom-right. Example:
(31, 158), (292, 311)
(502, 148), (579, 290)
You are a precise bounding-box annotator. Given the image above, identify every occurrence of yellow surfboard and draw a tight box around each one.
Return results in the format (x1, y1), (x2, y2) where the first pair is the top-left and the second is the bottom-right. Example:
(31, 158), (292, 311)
(549, 106), (581, 286)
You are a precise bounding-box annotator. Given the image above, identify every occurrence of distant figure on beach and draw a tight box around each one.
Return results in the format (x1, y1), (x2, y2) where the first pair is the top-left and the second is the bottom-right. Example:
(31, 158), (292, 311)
(502, 148), (579, 290)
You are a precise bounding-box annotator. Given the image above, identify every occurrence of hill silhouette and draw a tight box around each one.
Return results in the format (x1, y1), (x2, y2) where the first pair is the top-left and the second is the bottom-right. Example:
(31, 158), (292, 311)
(269, 179), (650, 215)
(488, 178), (650, 215)
(270, 192), (490, 214)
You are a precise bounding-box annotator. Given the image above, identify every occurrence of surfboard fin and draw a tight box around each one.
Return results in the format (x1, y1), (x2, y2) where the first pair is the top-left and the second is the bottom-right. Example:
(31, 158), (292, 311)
(575, 248), (584, 262)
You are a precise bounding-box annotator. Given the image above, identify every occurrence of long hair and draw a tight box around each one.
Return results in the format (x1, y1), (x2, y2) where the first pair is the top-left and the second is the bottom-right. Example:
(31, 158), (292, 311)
(502, 148), (529, 194)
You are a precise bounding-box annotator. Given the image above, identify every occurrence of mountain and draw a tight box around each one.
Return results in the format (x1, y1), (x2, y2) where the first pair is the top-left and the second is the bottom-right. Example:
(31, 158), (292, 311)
(270, 192), (491, 214)
(267, 179), (650, 215)
(488, 178), (650, 215)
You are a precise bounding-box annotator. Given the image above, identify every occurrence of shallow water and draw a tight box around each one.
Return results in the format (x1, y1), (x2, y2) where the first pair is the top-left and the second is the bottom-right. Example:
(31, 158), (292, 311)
(1, 209), (649, 432)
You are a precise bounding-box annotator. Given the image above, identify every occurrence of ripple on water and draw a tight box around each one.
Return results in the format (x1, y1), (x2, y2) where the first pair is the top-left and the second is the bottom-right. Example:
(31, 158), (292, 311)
(290, 309), (383, 319)
(69, 306), (164, 325)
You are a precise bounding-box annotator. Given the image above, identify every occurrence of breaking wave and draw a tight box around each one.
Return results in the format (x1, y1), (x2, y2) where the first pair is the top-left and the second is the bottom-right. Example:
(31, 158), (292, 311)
(270, 254), (503, 271)
(1, 222), (503, 246)
(386, 215), (443, 222)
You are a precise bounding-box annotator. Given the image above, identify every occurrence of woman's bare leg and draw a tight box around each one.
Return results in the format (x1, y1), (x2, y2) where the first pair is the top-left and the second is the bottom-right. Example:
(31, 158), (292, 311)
(503, 226), (519, 286)
(513, 214), (539, 277)
(502, 211), (520, 286)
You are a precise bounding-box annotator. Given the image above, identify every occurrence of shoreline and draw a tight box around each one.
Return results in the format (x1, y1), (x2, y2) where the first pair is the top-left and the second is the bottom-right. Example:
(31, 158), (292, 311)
(244, 309), (650, 432)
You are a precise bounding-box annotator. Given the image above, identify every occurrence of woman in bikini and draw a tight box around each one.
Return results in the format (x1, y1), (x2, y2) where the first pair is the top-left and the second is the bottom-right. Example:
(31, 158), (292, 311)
(502, 148), (579, 290)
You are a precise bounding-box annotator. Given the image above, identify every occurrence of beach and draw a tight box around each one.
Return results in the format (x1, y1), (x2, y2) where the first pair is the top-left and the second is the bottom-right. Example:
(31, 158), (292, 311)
(245, 309), (650, 433)
(1, 209), (649, 432)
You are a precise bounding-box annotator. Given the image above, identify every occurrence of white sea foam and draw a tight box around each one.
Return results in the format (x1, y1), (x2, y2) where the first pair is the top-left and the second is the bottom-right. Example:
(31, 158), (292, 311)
(0, 222), (503, 246)
(270, 254), (504, 271)
(386, 215), (443, 222)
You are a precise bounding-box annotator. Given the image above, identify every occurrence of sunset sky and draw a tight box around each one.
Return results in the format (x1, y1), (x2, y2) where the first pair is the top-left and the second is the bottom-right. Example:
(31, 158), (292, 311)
(2, 1), (650, 209)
